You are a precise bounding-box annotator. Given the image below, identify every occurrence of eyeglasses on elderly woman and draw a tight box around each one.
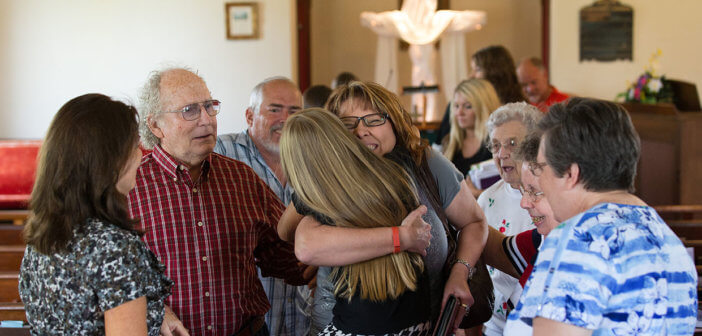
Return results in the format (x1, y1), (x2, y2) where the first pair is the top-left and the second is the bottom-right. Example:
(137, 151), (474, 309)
(527, 161), (548, 177)
(487, 138), (519, 154)
(518, 184), (544, 203)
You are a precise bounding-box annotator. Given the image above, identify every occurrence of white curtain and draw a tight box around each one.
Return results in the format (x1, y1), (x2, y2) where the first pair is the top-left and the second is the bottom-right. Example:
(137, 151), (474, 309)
(374, 36), (399, 93)
(360, 0), (486, 119)
(440, 32), (469, 102)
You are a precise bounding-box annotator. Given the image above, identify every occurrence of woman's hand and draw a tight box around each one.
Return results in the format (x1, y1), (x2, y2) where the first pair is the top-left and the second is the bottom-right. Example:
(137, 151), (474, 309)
(442, 263), (475, 331)
(399, 205), (431, 256)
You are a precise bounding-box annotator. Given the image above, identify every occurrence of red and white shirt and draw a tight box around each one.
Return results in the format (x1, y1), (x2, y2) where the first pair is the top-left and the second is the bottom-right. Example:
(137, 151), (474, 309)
(128, 145), (305, 336)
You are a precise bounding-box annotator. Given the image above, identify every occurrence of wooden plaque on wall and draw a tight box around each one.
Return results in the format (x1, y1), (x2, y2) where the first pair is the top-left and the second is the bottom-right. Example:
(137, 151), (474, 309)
(580, 0), (633, 62)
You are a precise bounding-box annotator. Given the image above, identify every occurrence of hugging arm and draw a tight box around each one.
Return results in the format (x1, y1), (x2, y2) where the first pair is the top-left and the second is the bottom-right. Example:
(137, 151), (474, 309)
(294, 206), (431, 266)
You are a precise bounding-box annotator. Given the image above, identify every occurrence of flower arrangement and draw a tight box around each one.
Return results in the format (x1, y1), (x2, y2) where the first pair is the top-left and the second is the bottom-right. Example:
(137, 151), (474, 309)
(617, 49), (673, 104)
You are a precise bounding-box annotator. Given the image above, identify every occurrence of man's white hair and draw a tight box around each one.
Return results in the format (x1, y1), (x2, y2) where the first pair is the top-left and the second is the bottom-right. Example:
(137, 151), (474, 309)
(137, 66), (203, 149)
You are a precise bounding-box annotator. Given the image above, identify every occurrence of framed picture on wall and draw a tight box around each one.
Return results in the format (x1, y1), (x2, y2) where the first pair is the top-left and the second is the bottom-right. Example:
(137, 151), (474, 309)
(226, 2), (259, 40)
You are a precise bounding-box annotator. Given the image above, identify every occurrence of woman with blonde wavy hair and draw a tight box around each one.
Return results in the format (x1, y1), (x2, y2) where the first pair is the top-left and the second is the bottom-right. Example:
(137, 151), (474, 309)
(443, 79), (501, 193)
(281, 108), (431, 335)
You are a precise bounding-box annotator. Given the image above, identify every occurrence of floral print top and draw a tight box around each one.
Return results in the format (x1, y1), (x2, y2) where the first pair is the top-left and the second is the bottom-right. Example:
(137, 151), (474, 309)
(19, 218), (173, 335)
(504, 203), (698, 336)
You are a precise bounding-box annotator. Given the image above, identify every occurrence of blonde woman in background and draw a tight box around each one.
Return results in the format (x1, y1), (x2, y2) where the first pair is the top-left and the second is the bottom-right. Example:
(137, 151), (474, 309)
(280, 108), (432, 336)
(443, 79), (501, 197)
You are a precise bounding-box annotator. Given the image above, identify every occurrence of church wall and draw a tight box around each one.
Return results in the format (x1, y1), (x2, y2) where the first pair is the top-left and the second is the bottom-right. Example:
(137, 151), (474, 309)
(550, 0), (702, 103)
(0, 0), (297, 139)
(310, 0), (542, 121)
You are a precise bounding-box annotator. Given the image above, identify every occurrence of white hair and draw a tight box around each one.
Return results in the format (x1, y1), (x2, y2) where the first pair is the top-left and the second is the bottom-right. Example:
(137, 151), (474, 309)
(486, 102), (542, 139)
(137, 65), (203, 149)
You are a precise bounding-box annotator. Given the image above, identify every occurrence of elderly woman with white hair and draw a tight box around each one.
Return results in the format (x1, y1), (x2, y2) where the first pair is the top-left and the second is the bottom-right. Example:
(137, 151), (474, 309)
(474, 101), (543, 336)
(504, 98), (697, 335)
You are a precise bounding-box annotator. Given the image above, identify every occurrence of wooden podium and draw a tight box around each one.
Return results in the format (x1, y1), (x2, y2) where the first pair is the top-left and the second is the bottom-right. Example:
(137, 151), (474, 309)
(622, 102), (702, 206)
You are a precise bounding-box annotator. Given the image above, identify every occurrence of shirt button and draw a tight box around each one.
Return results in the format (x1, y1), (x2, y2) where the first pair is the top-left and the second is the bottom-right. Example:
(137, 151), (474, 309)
(207, 325), (213, 330)
(193, 187), (198, 193)
(172, 177), (177, 182)
(205, 291), (210, 297)
(202, 256), (207, 261)
(197, 221), (204, 227)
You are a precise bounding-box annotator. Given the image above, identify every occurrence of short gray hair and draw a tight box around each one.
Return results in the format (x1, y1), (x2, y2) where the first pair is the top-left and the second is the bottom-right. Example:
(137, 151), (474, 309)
(248, 76), (296, 114)
(137, 66), (201, 149)
(486, 102), (542, 139)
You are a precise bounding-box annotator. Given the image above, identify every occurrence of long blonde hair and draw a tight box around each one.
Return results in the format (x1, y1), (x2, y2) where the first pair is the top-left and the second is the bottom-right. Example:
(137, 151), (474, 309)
(280, 108), (423, 302)
(443, 79), (501, 160)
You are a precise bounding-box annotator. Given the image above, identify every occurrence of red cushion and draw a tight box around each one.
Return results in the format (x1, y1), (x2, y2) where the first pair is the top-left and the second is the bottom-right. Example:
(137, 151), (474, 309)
(0, 140), (41, 209)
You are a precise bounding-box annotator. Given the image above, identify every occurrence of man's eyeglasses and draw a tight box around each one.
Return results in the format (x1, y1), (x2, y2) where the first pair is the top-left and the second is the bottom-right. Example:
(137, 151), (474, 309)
(339, 113), (389, 130)
(164, 99), (221, 121)
(518, 185), (545, 203)
(528, 161), (548, 177)
(487, 138), (519, 154)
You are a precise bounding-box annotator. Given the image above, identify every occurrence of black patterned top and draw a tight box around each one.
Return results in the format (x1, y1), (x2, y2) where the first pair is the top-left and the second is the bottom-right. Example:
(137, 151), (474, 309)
(19, 218), (173, 335)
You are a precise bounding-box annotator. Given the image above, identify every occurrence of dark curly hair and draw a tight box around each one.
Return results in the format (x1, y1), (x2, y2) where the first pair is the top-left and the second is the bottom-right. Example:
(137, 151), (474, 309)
(472, 45), (526, 104)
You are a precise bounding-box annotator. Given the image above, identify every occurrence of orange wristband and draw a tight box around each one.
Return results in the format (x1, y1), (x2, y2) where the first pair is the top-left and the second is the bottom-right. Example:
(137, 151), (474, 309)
(392, 227), (401, 253)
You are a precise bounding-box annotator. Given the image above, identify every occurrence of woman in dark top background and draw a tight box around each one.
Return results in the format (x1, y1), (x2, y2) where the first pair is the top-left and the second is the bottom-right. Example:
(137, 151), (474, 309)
(442, 79), (501, 197)
(19, 94), (174, 335)
(436, 45), (526, 146)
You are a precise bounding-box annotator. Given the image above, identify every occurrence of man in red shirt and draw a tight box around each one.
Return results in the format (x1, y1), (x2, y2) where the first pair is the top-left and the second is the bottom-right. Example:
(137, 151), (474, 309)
(517, 58), (569, 113)
(129, 67), (308, 336)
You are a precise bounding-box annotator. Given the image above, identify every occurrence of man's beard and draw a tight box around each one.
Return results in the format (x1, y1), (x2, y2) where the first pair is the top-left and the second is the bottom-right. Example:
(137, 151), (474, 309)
(260, 123), (283, 154)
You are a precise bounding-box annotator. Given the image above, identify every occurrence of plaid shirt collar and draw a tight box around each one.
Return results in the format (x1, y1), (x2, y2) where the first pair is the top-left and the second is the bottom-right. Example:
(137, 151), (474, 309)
(150, 144), (212, 182)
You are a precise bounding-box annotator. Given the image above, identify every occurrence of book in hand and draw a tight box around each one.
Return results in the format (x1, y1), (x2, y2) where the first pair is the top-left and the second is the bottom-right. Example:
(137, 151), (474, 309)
(432, 295), (460, 336)
(468, 159), (501, 190)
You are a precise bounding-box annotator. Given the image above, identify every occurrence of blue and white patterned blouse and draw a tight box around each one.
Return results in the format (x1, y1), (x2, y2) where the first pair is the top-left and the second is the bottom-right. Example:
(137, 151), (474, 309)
(504, 203), (697, 336)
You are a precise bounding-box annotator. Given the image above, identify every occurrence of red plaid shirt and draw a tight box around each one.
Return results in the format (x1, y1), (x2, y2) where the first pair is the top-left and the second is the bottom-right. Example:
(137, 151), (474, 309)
(128, 145), (305, 336)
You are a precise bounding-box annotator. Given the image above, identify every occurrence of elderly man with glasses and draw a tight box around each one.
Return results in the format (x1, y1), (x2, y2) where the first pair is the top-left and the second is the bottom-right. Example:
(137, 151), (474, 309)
(129, 67), (308, 336)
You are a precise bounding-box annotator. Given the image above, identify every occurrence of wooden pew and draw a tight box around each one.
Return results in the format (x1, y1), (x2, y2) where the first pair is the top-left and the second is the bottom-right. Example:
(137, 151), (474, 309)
(0, 226), (23, 245)
(0, 327), (30, 336)
(0, 246), (24, 273)
(0, 210), (29, 226)
(0, 272), (20, 302)
(0, 302), (26, 322)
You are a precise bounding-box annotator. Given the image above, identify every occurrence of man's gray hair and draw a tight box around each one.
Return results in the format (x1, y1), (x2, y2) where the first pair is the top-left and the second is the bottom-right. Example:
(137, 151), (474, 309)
(138, 66), (202, 149)
(486, 102), (543, 139)
(248, 76), (296, 114)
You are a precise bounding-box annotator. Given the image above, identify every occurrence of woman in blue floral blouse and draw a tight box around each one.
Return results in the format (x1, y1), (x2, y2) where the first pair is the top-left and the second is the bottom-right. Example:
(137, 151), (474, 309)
(503, 98), (697, 335)
(19, 94), (175, 335)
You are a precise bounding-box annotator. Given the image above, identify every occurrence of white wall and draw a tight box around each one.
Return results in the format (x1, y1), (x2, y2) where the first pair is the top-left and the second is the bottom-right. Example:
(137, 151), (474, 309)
(0, 0), (296, 139)
(550, 0), (702, 101)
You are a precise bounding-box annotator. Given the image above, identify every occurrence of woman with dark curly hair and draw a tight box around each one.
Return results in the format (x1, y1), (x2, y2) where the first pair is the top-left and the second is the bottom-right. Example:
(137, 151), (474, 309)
(470, 45), (526, 104)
